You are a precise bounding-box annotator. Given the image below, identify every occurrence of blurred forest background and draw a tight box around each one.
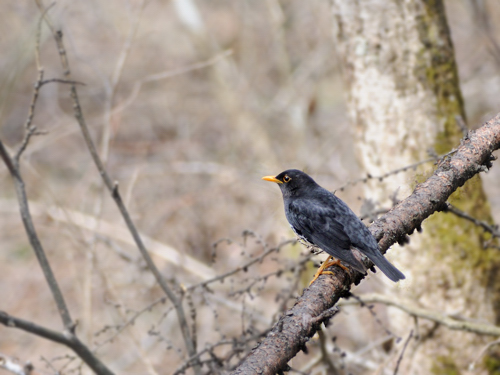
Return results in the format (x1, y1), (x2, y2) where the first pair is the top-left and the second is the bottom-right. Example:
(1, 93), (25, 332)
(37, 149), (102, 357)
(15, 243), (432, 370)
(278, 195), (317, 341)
(1, 0), (500, 374)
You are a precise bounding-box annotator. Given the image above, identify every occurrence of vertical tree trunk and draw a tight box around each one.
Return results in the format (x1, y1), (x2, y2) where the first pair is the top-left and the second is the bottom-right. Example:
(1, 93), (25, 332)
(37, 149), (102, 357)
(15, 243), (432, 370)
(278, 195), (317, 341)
(332, 0), (500, 373)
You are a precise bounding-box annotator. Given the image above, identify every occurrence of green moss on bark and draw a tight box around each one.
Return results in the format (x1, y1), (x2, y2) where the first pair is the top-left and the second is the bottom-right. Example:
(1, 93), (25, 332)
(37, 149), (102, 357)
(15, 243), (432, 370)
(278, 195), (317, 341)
(483, 352), (500, 375)
(431, 355), (460, 375)
(415, 0), (465, 155)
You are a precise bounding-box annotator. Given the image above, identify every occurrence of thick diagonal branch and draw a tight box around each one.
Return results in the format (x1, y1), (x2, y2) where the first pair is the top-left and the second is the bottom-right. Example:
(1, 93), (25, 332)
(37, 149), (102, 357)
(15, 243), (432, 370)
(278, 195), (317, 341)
(231, 113), (500, 375)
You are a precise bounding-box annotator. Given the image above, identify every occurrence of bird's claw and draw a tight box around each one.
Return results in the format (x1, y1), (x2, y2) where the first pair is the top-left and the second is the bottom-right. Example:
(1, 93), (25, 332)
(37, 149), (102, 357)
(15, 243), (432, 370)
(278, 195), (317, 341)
(309, 256), (349, 285)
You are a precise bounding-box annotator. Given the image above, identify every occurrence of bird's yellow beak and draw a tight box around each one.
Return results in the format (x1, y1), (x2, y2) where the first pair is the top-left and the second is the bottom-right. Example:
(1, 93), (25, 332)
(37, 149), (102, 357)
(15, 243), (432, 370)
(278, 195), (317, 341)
(262, 175), (282, 184)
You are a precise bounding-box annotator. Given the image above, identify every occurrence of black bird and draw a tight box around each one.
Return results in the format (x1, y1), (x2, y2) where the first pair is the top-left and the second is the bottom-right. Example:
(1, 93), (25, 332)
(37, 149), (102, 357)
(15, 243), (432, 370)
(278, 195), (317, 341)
(262, 169), (405, 283)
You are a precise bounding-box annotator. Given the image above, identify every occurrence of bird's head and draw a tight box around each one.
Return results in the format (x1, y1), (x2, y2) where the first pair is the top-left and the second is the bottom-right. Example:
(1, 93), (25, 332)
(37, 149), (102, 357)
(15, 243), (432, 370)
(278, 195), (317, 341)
(262, 169), (318, 198)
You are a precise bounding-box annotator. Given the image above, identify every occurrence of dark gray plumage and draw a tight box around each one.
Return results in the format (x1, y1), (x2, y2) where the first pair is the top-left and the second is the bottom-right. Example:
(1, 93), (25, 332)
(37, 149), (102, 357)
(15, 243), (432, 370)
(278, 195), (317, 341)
(262, 169), (405, 282)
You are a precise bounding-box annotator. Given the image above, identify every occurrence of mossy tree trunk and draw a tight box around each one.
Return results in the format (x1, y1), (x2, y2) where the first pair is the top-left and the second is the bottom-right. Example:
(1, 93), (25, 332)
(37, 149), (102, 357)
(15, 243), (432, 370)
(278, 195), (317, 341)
(332, 0), (500, 373)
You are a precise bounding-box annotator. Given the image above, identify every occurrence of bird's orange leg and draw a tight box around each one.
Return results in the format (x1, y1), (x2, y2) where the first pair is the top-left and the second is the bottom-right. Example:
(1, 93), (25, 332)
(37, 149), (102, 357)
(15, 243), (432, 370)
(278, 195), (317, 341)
(309, 256), (349, 285)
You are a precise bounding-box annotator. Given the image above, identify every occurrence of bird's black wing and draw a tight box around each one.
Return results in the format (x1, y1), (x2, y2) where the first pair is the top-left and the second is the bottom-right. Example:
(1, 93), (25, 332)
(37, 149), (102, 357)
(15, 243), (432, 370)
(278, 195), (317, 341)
(286, 198), (366, 273)
(321, 196), (406, 282)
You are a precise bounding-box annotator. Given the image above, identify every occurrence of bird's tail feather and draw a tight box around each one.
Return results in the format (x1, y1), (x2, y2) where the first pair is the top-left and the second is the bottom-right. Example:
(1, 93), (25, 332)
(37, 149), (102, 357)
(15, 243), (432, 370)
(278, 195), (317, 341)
(372, 253), (405, 282)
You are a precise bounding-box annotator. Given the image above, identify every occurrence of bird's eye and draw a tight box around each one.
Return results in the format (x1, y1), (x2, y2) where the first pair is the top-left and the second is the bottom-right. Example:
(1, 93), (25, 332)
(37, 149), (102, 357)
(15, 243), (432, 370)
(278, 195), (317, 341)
(283, 175), (291, 183)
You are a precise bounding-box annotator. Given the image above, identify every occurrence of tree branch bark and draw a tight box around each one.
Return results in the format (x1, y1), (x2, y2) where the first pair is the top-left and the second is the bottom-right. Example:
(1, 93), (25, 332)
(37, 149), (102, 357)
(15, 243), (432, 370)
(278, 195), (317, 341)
(230, 113), (500, 375)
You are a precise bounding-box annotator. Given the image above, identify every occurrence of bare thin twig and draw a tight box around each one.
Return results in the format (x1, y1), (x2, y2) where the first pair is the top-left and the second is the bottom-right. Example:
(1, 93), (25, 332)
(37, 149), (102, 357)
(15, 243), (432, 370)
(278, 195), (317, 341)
(455, 115), (468, 136)
(393, 330), (413, 375)
(469, 338), (500, 371)
(0, 145), (74, 332)
(336, 147), (458, 193)
(101, 0), (146, 162)
(341, 293), (500, 336)
(336, 157), (436, 192)
(0, 311), (112, 375)
(40, 78), (85, 86)
(348, 293), (399, 339)
(444, 203), (500, 238)
(33, 2), (200, 372)
(0, 6), (115, 374)
(317, 328), (339, 375)
(94, 297), (167, 350)
(173, 331), (270, 375)
(188, 239), (296, 291)
(15, 68), (44, 162)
